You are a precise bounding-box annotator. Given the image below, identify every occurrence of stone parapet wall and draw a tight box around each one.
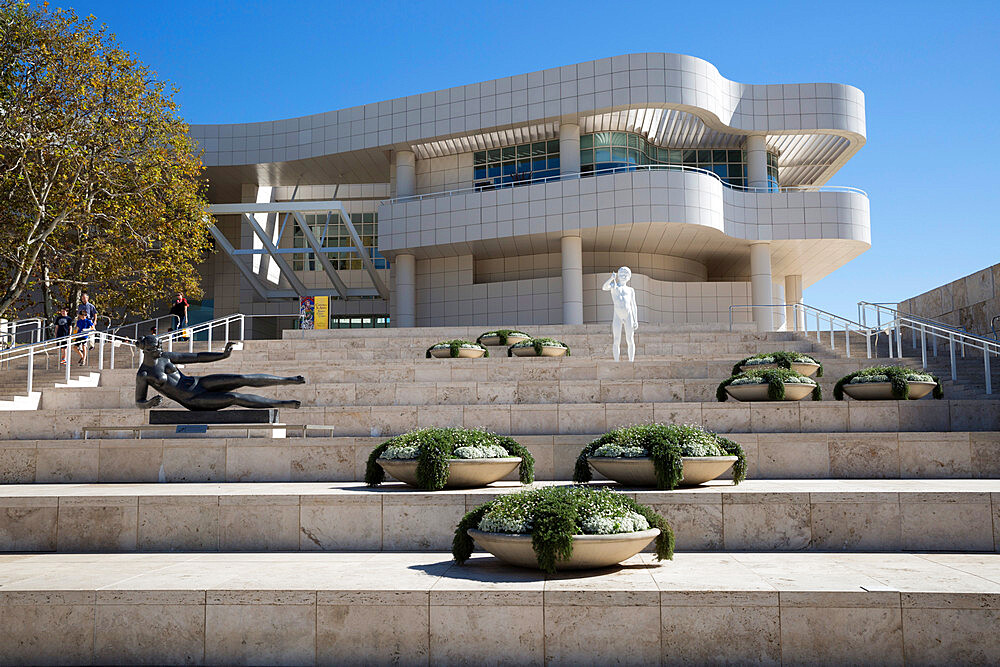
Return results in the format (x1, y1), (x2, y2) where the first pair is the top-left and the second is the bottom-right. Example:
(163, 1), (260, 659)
(899, 263), (1000, 335)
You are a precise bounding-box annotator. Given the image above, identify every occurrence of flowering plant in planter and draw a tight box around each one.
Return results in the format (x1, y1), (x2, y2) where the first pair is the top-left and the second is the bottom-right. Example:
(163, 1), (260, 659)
(453, 485), (674, 573)
(573, 423), (747, 490)
(365, 427), (534, 490)
(476, 329), (531, 346)
(425, 340), (489, 358)
(834, 365), (944, 400)
(717, 367), (821, 401)
(733, 351), (824, 377)
(507, 337), (571, 357)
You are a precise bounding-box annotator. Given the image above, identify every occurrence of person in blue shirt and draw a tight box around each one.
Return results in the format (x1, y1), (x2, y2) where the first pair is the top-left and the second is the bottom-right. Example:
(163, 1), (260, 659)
(74, 309), (94, 366)
(54, 308), (73, 365)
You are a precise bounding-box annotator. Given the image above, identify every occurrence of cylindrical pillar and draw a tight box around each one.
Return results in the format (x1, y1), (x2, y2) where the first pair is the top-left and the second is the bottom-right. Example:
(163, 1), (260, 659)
(746, 135), (768, 189)
(785, 274), (804, 331)
(750, 242), (773, 332)
(559, 122), (581, 176)
(561, 235), (583, 324)
(394, 253), (416, 327)
(395, 150), (416, 198)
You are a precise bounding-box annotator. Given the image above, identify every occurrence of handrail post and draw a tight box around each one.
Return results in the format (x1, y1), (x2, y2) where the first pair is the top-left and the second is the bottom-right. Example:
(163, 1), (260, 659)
(829, 318), (835, 349)
(207, 325), (213, 353)
(239, 315), (245, 342)
(98, 332), (105, 370)
(110, 336), (116, 370)
(932, 333), (938, 358)
(895, 324), (903, 360)
(949, 333), (957, 381)
(986, 349), (993, 395)
(815, 313), (820, 342)
(26, 350), (33, 395)
(920, 325), (927, 369)
(845, 328), (851, 357)
(65, 336), (71, 384)
(865, 329), (872, 358)
(887, 328), (894, 358)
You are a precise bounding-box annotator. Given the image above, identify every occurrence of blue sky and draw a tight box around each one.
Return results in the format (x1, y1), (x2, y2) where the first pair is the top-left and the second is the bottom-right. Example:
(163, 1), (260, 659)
(68, 0), (1000, 321)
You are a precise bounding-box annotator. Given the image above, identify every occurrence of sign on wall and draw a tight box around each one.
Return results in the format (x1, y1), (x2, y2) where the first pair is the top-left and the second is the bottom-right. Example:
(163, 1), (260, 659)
(299, 296), (315, 330)
(314, 296), (329, 330)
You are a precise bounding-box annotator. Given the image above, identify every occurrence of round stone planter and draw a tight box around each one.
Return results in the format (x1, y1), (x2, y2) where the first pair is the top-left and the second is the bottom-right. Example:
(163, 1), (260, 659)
(377, 457), (521, 488)
(429, 347), (486, 359)
(467, 528), (660, 570)
(511, 345), (568, 357)
(587, 456), (738, 487)
(479, 334), (530, 346)
(740, 361), (820, 377)
(841, 380), (938, 400)
(725, 382), (815, 402)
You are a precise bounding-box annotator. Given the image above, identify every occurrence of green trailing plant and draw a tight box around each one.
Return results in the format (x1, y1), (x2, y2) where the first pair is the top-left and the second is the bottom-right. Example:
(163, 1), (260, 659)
(833, 365), (944, 400)
(453, 485), (674, 573)
(425, 340), (488, 358)
(507, 337), (571, 357)
(573, 423), (747, 490)
(365, 428), (534, 490)
(717, 367), (821, 402)
(732, 351), (824, 377)
(476, 329), (530, 346)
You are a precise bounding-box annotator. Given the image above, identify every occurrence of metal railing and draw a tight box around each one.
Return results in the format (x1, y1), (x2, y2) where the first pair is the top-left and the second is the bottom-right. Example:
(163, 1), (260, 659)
(0, 317), (46, 349)
(111, 314), (186, 341)
(729, 303), (877, 358)
(858, 302), (1000, 394)
(0, 313), (246, 405)
(380, 163), (869, 206)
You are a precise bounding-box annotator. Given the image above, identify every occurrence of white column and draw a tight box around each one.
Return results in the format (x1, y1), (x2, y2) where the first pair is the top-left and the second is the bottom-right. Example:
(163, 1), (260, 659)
(559, 122), (581, 176)
(561, 235), (583, 324)
(395, 149), (416, 197)
(750, 242), (773, 332)
(746, 135), (768, 189)
(785, 274), (804, 331)
(394, 253), (416, 327)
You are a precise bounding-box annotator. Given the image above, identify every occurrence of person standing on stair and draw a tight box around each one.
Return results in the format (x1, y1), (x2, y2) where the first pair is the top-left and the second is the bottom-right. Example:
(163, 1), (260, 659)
(77, 292), (97, 350)
(73, 308), (94, 366)
(54, 308), (73, 365)
(168, 292), (189, 340)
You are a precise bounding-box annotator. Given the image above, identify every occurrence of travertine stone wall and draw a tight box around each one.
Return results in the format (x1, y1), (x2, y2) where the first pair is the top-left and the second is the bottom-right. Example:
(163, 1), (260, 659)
(898, 263), (1000, 335)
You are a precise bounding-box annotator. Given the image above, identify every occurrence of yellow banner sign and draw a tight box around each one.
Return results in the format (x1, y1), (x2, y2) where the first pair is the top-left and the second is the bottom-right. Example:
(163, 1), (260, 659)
(314, 296), (329, 329)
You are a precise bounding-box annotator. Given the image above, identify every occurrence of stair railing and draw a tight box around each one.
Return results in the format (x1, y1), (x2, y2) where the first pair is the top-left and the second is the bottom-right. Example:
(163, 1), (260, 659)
(0, 317), (46, 349)
(729, 303), (877, 358)
(0, 313), (246, 405)
(858, 302), (1000, 394)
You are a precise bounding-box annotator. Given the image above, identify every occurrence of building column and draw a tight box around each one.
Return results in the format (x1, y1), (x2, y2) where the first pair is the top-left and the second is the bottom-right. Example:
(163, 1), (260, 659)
(395, 149), (415, 197)
(394, 253), (416, 327)
(745, 135), (768, 189)
(750, 242), (773, 332)
(785, 274), (804, 331)
(561, 234), (583, 324)
(559, 122), (581, 176)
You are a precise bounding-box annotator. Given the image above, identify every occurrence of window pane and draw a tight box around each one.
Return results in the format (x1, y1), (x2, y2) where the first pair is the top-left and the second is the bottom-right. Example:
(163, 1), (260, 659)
(580, 134), (593, 149)
(713, 150), (727, 163)
(612, 147), (627, 162)
(502, 161), (516, 175)
(532, 157), (547, 171)
(487, 149), (500, 162)
(501, 146), (515, 160)
(595, 147), (611, 162)
(547, 139), (559, 154)
(728, 150), (742, 162)
(547, 156), (560, 170)
(488, 165), (500, 177)
(531, 141), (546, 156)
(696, 150), (711, 163)
(474, 151), (487, 166)
(593, 132), (611, 147)
(611, 133), (627, 146)
(474, 167), (487, 179)
(580, 149), (593, 165)
(516, 144), (530, 158)
(517, 158), (531, 171)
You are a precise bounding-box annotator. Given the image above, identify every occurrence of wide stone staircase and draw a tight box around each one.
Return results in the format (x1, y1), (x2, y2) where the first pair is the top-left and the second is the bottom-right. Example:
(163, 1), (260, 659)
(0, 324), (998, 664)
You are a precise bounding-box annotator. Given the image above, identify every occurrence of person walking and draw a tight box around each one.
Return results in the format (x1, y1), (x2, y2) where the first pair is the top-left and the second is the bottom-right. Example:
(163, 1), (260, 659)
(77, 292), (98, 350)
(169, 292), (190, 340)
(73, 308), (95, 366)
(54, 308), (73, 365)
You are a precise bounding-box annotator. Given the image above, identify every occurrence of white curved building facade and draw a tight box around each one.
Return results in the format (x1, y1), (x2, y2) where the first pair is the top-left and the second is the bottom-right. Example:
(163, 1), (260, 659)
(190, 53), (869, 331)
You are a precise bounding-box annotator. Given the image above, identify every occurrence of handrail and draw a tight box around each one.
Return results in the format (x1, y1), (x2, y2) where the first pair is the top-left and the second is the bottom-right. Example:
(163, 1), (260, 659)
(858, 301), (999, 394)
(0, 317), (46, 347)
(379, 163), (869, 206)
(0, 313), (247, 407)
(729, 302), (876, 358)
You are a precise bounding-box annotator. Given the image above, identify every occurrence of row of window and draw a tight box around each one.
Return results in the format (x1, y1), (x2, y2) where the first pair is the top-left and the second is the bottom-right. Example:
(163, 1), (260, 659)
(290, 212), (389, 272)
(473, 140), (561, 185)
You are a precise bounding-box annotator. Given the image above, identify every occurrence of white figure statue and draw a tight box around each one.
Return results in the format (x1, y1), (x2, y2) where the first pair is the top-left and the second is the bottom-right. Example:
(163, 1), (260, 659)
(602, 266), (638, 362)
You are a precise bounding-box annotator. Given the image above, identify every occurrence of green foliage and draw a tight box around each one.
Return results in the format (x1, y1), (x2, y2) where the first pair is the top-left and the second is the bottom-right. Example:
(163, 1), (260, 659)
(365, 428), (534, 490)
(732, 351), (823, 377)
(573, 423), (747, 489)
(507, 337), (571, 357)
(833, 365), (944, 400)
(453, 486), (674, 573)
(475, 329), (530, 345)
(717, 368), (821, 402)
(425, 340), (488, 358)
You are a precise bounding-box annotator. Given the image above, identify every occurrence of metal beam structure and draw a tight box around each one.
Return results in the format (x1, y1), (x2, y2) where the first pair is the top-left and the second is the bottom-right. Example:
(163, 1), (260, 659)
(291, 211), (349, 299)
(331, 202), (389, 300)
(241, 213), (309, 296)
(207, 227), (271, 300)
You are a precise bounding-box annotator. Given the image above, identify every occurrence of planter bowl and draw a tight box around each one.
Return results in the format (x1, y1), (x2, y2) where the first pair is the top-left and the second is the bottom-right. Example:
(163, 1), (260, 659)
(467, 528), (660, 570)
(587, 456), (738, 487)
(480, 334), (530, 346)
(429, 347), (485, 359)
(377, 457), (521, 488)
(725, 382), (815, 402)
(512, 345), (567, 357)
(740, 361), (820, 377)
(841, 380), (937, 401)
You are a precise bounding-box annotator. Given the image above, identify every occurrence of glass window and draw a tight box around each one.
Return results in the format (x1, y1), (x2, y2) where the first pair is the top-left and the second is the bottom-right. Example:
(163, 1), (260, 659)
(547, 139), (559, 154)
(547, 156), (560, 170)
(728, 150), (742, 162)
(516, 144), (530, 158)
(612, 147), (627, 162)
(473, 151), (487, 166)
(712, 149), (727, 163)
(593, 132), (612, 147)
(531, 141), (547, 156)
(501, 146), (515, 160)
(611, 132), (627, 146)
(580, 134), (593, 149)
(581, 149), (594, 165)
(487, 148), (500, 162)
(595, 147), (611, 163)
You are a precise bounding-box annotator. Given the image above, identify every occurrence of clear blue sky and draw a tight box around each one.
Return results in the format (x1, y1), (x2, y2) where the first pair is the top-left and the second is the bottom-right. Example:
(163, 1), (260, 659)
(67, 0), (1000, 321)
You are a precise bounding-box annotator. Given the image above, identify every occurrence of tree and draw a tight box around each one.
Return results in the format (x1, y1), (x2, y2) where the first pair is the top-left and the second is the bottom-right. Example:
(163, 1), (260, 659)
(0, 1), (213, 320)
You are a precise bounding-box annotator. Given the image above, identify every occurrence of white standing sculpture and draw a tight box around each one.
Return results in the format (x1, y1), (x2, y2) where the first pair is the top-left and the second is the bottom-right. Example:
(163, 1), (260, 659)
(602, 266), (639, 362)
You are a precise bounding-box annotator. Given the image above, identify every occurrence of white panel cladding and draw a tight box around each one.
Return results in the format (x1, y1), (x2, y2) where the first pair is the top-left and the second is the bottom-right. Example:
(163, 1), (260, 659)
(378, 169), (871, 253)
(412, 255), (750, 326)
(414, 152), (475, 194)
(191, 53), (866, 180)
(474, 252), (707, 283)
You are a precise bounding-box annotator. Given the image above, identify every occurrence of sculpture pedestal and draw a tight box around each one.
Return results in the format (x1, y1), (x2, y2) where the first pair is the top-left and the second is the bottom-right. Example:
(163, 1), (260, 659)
(148, 409), (278, 425)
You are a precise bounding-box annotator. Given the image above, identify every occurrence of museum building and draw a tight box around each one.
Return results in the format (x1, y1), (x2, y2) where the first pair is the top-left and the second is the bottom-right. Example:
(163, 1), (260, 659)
(189, 53), (870, 331)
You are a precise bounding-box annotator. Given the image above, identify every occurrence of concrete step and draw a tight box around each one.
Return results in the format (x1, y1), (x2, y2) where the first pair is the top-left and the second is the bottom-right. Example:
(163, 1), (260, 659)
(3, 399), (997, 440)
(1, 480), (999, 553)
(3, 551), (998, 665)
(3, 432), (996, 485)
